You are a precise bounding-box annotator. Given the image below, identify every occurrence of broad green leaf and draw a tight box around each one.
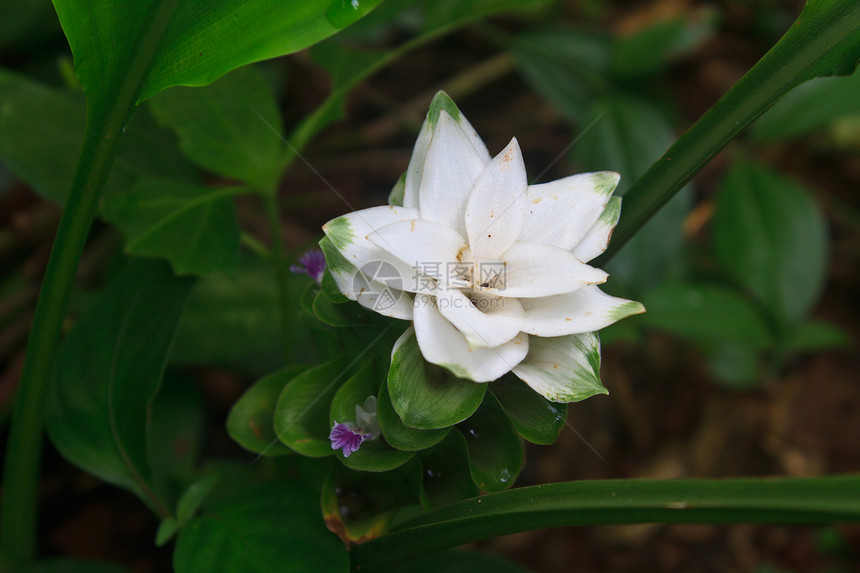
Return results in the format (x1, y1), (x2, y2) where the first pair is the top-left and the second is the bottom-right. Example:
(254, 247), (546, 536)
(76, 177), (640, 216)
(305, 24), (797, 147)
(639, 281), (772, 348)
(377, 378), (450, 452)
(388, 328), (486, 430)
(382, 550), (533, 573)
(227, 364), (308, 456)
(274, 359), (347, 457)
(713, 161), (827, 327)
(174, 480), (349, 573)
(329, 368), (414, 472)
(355, 475), (860, 571)
(458, 393), (523, 493)
(170, 259), (289, 374)
(155, 518), (178, 547)
(102, 179), (242, 276)
(572, 94), (692, 295)
(751, 68), (860, 141)
(418, 432), (478, 510)
(45, 260), (193, 507)
(491, 376), (567, 445)
(313, 288), (374, 327)
(512, 27), (610, 125)
(611, 11), (716, 78)
(786, 321), (854, 353)
(149, 66), (283, 186)
(17, 560), (130, 573)
(0, 70), (195, 205)
(54, 0), (384, 110)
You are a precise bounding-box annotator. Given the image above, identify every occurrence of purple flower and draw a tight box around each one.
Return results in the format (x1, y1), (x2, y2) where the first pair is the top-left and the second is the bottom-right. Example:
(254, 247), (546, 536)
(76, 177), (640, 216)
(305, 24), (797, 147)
(290, 250), (326, 284)
(329, 422), (372, 457)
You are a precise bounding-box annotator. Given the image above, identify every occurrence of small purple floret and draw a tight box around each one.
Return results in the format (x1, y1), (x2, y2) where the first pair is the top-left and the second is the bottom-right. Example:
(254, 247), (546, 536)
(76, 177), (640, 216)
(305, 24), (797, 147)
(329, 422), (372, 457)
(289, 250), (326, 284)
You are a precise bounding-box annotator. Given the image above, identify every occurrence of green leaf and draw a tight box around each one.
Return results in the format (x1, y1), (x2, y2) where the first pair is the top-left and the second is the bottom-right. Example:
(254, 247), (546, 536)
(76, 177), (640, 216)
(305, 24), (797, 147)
(355, 475), (860, 571)
(388, 328), (486, 430)
(227, 364), (308, 456)
(418, 432), (478, 510)
(149, 66), (284, 186)
(329, 367), (414, 472)
(713, 161), (827, 326)
(16, 560), (130, 573)
(572, 94), (692, 295)
(274, 359), (347, 457)
(512, 27), (610, 124)
(0, 70), (195, 205)
(155, 518), (178, 547)
(176, 475), (220, 524)
(751, 68), (860, 141)
(313, 288), (373, 327)
(174, 480), (349, 573)
(639, 281), (772, 348)
(102, 179), (242, 276)
(491, 376), (567, 445)
(44, 260), (193, 511)
(54, 0), (384, 110)
(458, 393), (523, 493)
(598, 0), (860, 264)
(381, 549), (533, 573)
(786, 321), (854, 353)
(611, 10), (716, 78)
(377, 377), (450, 452)
(170, 259), (287, 374)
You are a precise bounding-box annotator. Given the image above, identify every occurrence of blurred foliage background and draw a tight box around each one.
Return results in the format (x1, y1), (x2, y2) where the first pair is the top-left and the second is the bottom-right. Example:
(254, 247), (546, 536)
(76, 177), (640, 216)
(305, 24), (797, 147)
(0, 0), (858, 571)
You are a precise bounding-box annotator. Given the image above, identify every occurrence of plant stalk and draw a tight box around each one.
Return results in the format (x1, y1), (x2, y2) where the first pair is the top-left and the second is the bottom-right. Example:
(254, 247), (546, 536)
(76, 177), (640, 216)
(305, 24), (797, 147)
(596, 0), (860, 265)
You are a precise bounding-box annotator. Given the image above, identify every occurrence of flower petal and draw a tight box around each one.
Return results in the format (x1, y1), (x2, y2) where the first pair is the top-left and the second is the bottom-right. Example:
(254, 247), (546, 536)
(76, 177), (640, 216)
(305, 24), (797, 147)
(404, 91), (490, 211)
(485, 241), (608, 298)
(413, 294), (528, 382)
(464, 138), (529, 260)
(320, 237), (414, 320)
(520, 285), (645, 336)
(418, 111), (489, 238)
(572, 196), (622, 263)
(512, 333), (608, 403)
(322, 205), (421, 291)
(367, 219), (468, 287)
(436, 289), (525, 348)
(520, 172), (619, 250)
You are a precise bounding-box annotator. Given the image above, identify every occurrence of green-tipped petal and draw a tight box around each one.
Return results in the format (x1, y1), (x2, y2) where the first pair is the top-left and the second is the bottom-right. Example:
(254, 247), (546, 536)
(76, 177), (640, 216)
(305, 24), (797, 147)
(512, 332), (607, 403)
(572, 196), (622, 263)
(520, 285), (645, 336)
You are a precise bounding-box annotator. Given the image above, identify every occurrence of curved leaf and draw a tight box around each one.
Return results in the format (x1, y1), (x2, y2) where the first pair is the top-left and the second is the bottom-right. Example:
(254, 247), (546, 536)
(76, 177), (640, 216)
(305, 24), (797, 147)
(227, 364), (309, 456)
(457, 393), (523, 493)
(388, 328), (486, 430)
(491, 376), (567, 445)
(418, 432), (478, 511)
(45, 260), (193, 511)
(377, 378), (450, 452)
(102, 179), (243, 276)
(174, 480), (349, 573)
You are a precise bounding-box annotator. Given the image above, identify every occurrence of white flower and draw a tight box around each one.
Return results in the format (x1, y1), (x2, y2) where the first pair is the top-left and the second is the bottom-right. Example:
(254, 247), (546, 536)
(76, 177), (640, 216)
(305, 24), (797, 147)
(320, 92), (644, 403)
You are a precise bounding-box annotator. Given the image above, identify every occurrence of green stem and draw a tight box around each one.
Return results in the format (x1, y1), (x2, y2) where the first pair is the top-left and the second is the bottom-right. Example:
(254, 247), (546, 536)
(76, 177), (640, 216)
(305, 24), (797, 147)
(0, 107), (128, 565)
(596, 0), (860, 265)
(0, 0), (180, 561)
(352, 475), (860, 570)
(262, 192), (293, 361)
